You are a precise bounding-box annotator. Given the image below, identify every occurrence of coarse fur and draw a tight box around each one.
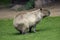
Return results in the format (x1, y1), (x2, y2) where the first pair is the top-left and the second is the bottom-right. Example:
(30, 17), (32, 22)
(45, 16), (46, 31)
(13, 8), (50, 34)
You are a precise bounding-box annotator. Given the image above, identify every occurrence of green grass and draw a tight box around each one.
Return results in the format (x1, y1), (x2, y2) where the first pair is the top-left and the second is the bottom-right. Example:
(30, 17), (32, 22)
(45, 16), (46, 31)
(0, 16), (60, 40)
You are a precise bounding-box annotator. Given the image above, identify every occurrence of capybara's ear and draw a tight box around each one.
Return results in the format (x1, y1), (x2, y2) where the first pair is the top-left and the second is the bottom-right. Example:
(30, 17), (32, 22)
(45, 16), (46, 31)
(40, 8), (42, 11)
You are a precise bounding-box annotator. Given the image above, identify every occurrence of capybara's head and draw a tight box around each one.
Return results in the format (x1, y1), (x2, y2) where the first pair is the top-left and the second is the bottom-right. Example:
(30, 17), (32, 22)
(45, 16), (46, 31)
(40, 8), (50, 18)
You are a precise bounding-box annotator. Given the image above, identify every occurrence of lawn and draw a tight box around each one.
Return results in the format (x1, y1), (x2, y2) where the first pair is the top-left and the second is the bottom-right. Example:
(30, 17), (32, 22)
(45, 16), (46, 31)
(0, 16), (60, 40)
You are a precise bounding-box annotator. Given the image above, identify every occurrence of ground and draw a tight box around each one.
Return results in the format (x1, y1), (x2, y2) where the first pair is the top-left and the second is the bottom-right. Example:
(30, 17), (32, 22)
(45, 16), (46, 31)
(0, 3), (60, 19)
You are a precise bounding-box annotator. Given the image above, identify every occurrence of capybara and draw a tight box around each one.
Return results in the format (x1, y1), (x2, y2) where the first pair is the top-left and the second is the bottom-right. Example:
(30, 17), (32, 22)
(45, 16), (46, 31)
(13, 8), (50, 34)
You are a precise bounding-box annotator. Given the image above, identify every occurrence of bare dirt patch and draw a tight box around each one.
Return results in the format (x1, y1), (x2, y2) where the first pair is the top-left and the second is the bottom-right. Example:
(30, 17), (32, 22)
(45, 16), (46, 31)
(0, 4), (60, 19)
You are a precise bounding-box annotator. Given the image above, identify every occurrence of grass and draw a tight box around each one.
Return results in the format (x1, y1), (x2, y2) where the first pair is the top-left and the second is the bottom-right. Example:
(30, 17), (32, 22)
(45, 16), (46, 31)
(0, 16), (60, 40)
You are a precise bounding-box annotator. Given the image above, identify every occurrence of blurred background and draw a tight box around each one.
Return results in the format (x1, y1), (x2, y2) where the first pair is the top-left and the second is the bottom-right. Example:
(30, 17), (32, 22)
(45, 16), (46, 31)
(0, 0), (60, 18)
(0, 0), (60, 9)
